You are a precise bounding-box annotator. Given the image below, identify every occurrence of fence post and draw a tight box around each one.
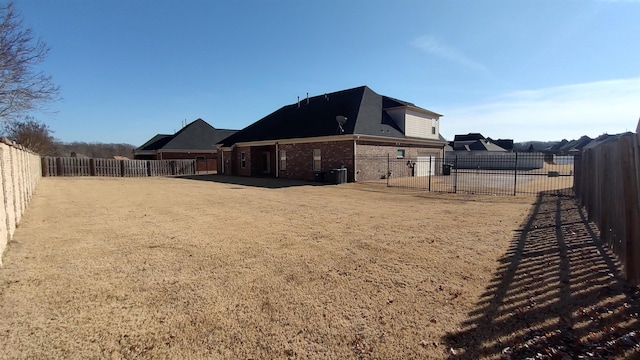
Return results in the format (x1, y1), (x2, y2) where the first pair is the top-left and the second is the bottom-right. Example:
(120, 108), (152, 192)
(120, 160), (125, 177)
(89, 158), (96, 176)
(428, 157), (432, 192)
(55, 157), (63, 176)
(454, 155), (458, 193)
(386, 154), (390, 187)
(41, 157), (49, 177)
(513, 152), (518, 196)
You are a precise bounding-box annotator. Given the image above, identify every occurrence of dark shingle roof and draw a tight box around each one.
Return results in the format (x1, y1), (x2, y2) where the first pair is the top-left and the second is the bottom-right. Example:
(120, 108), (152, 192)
(452, 139), (507, 152)
(559, 135), (592, 153)
(219, 86), (442, 147)
(137, 119), (237, 151)
(137, 134), (173, 151)
(454, 133), (485, 142)
(163, 119), (236, 150)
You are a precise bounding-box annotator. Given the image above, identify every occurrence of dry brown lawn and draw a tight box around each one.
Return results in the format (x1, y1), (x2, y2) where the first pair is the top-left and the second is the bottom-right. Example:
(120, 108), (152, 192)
(0, 176), (637, 359)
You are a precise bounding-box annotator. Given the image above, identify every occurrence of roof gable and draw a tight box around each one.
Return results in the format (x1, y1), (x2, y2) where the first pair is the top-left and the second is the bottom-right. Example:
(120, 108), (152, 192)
(163, 119), (236, 150)
(137, 119), (238, 151)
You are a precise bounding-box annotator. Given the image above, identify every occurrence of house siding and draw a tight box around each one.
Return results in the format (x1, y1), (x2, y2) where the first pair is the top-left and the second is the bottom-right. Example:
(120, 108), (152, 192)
(355, 140), (442, 181)
(404, 110), (439, 140)
(278, 141), (354, 181)
(385, 108), (440, 140)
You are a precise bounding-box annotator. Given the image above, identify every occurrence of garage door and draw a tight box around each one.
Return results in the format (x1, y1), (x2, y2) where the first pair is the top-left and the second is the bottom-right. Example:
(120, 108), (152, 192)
(415, 156), (435, 176)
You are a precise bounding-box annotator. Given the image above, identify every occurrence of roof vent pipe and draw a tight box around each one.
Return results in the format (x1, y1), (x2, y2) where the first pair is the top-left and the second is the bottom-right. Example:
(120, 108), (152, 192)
(306, 92), (309, 105)
(297, 96), (300, 108)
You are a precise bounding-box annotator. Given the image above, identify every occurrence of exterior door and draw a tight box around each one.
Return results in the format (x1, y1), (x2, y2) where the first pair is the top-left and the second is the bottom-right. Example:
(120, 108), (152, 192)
(415, 156), (435, 176)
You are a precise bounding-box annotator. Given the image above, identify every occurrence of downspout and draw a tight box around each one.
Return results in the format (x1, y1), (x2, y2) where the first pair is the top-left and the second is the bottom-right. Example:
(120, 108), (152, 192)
(353, 136), (358, 182)
(220, 149), (224, 174)
(275, 142), (279, 178)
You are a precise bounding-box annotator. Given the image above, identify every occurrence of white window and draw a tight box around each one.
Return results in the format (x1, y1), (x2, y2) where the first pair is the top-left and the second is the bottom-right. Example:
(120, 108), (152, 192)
(279, 150), (286, 171)
(397, 149), (405, 158)
(313, 149), (321, 171)
(432, 126), (436, 135)
(240, 152), (246, 168)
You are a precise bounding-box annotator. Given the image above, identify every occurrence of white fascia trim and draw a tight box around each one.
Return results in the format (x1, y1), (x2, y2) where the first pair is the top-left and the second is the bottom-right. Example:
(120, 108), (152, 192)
(383, 105), (443, 118)
(355, 134), (446, 147)
(133, 150), (156, 155)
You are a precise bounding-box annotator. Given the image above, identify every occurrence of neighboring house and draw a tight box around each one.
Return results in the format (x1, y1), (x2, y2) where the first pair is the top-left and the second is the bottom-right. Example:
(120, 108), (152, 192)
(447, 133), (510, 153)
(446, 133), (542, 170)
(582, 133), (622, 151)
(557, 135), (592, 155)
(216, 86), (446, 182)
(487, 138), (514, 152)
(134, 119), (237, 172)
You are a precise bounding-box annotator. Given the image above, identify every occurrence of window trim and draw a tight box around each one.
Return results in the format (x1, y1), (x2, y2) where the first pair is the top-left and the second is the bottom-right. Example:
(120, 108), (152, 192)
(240, 152), (246, 168)
(279, 149), (286, 171)
(397, 149), (405, 159)
(313, 149), (321, 171)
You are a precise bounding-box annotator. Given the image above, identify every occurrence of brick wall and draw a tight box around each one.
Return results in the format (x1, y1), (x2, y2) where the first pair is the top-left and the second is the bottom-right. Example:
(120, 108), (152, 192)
(234, 146), (252, 177)
(218, 139), (443, 183)
(355, 141), (442, 181)
(278, 141), (353, 181)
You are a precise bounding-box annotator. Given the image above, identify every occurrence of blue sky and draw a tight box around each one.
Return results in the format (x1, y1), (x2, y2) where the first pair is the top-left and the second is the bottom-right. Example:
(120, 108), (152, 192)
(13, 0), (640, 145)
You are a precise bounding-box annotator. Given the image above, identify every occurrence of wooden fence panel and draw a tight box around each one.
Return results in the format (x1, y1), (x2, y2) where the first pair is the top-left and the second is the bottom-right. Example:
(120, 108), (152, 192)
(123, 160), (148, 177)
(95, 159), (120, 176)
(575, 132), (640, 284)
(148, 160), (165, 176)
(174, 160), (195, 175)
(59, 157), (91, 176)
(40, 157), (197, 178)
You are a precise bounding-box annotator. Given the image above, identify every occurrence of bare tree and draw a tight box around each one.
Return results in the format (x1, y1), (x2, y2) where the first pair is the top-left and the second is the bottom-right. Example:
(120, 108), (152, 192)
(0, 2), (59, 121)
(3, 116), (55, 154)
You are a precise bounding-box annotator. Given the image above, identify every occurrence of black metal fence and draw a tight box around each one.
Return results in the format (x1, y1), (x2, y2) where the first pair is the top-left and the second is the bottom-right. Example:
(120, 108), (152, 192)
(358, 153), (575, 196)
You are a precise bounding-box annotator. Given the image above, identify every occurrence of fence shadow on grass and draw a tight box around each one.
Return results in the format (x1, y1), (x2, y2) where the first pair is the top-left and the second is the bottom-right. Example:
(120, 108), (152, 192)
(443, 188), (640, 359)
(174, 174), (324, 189)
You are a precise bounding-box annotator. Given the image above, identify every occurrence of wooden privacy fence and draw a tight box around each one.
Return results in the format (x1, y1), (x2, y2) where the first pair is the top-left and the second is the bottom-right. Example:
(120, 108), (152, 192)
(41, 157), (196, 177)
(574, 132), (640, 284)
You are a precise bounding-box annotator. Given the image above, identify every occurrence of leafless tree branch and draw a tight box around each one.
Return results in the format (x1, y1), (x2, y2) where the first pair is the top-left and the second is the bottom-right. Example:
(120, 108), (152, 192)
(0, 2), (59, 122)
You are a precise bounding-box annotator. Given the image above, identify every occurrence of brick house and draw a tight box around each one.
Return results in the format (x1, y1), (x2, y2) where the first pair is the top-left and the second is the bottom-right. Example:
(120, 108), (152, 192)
(134, 118), (236, 172)
(217, 86), (446, 182)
